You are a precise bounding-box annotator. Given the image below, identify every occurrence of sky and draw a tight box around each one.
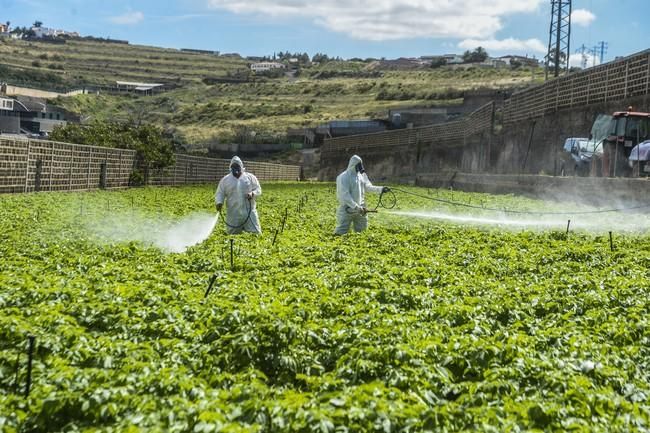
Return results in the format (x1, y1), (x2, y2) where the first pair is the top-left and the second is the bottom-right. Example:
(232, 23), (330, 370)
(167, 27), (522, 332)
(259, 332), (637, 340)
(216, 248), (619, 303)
(1, 0), (648, 64)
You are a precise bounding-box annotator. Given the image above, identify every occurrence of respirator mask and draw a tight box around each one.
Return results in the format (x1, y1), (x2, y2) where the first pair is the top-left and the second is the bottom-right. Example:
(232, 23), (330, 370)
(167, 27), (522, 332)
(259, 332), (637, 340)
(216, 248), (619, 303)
(355, 162), (365, 174)
(231, 164), (242, 178)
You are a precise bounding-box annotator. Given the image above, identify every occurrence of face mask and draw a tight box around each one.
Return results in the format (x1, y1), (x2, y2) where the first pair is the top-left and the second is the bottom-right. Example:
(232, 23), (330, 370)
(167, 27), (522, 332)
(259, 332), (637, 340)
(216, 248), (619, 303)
(355, 162), (365, 174)
(231, 164), (242, 178)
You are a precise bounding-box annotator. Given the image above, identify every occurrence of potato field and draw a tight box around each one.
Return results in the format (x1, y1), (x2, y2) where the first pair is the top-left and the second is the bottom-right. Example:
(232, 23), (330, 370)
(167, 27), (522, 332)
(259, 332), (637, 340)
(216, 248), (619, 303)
(1, 183), (649, 432)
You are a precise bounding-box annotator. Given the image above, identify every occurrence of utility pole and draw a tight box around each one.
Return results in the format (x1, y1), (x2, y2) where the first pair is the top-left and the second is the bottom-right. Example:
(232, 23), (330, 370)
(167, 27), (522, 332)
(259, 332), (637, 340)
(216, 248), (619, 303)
(594, 41), (608, 64)
(545, 0), (572, 80)
(575, 44), (589, 69)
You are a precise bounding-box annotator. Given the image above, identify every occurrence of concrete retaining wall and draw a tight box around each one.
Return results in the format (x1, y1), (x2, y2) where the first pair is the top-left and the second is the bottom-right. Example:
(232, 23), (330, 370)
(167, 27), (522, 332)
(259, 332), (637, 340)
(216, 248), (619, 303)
(496, 95), (650, 175)
(320, 103), (494, 181)
(319, 49), (650, 181)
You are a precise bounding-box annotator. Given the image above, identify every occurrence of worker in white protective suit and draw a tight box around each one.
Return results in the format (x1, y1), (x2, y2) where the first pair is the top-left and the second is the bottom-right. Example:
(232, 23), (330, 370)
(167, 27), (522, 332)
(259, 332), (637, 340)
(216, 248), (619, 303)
(215, 156), (262, 234)
(335, 155), (389, 235)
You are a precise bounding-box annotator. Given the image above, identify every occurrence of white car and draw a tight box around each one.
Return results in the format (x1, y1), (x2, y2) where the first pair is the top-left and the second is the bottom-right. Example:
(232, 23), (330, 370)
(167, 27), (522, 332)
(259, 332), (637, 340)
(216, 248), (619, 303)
(628, 140), (650, 174)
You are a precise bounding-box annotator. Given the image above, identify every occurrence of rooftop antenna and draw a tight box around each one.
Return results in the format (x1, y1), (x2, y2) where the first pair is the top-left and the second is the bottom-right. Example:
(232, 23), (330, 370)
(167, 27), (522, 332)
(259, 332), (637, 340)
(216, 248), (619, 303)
(545, 0), (572, 80)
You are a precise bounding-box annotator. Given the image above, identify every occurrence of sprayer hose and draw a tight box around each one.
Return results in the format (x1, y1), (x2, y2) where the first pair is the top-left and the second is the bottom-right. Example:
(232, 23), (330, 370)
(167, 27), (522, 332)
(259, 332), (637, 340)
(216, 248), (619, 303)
(390, 187), (650, 216)
(219, 197), (254, 229)
(373, 189), (397, 211)
(345, 189), (398, 214)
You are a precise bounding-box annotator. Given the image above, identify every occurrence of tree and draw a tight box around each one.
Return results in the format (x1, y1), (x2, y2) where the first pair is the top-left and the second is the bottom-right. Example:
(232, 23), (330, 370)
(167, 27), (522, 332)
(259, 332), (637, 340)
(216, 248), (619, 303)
(33, 21), (43, 28)
(463, 47), (488, 63)
(547, 50), (567, 70)
(312, 53), (330, 64)
(430, 57), (447, 69)
(50, 121), (174, 169)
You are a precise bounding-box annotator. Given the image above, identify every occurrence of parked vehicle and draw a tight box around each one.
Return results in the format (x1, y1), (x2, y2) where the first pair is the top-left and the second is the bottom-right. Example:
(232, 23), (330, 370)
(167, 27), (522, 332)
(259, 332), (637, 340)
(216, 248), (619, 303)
(628, 140), (650, 176)
(598, 110), (650, 176)
(561, 137), (594, 175)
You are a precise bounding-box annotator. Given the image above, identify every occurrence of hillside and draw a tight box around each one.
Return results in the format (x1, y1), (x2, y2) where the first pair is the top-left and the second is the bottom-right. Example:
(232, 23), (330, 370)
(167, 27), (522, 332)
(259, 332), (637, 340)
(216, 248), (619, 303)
(0, 38), (544, 146)
(0, 38), (249, 89)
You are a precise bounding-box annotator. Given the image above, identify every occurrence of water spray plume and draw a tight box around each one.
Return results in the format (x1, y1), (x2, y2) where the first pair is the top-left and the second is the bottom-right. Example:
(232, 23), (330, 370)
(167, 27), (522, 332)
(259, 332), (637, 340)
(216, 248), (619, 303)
(388, 210), (650, 232)
(156, 213), (219, 253)
(86, 212), (219, 253)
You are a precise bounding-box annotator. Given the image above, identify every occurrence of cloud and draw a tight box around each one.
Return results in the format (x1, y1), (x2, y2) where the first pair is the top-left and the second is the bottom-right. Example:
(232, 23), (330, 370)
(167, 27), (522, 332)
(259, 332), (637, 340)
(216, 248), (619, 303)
(571, 9), (596, 27)
(109, 11), (145, 25)
(206, 0), (544, 41)
(459, 38), (546, 54)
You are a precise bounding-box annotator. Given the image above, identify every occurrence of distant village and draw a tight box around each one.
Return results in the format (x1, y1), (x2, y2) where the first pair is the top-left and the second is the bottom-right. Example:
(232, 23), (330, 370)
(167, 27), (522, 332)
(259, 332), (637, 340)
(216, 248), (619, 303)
(0, 19), (541, 75)
(0, 20), (79, 40)
(247, 52), (541, 74)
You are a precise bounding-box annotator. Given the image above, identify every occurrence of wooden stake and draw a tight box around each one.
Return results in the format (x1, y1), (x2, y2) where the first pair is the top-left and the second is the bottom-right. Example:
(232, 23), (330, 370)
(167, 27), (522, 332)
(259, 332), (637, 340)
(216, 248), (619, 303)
(12, 351), (20, 394)
(609, 231), (614, 251)
(204, 274), (217, 299)
(230, 239), (234, 271)
(25, 336), (35, 398)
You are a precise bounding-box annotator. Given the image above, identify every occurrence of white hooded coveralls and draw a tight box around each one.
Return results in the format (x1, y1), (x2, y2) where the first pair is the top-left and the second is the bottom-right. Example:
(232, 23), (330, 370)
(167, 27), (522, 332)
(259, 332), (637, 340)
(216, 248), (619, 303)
(335, 155), (384, 235)
(215, 156), (262, 234)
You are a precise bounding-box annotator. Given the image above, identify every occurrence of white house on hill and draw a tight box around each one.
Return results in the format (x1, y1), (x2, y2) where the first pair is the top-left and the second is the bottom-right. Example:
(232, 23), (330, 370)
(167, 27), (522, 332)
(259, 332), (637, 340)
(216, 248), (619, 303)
(250, 62), (286, 73)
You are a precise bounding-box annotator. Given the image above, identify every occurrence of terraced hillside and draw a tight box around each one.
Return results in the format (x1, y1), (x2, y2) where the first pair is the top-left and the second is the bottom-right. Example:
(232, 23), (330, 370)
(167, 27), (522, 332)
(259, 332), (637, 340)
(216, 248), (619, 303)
(0, 38), (248, 89)
(0, 37), (542, 145)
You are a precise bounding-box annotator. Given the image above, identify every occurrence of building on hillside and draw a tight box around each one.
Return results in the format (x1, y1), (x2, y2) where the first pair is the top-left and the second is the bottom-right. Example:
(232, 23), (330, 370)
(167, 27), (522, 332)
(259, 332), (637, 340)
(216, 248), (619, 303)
(250, 62), (286, 73)
(389, 107), (450, 128)
(0, 97), (20, 134)
(115, 81), (165, 96)
(499, 55), (541, 68)
(0, 96), (75, 134)
(0, 22), (10, 33)
(481, 58), (508, 68)
(316, 120), (388, 138)
(15, 96), (72, 134)
(32, 26), (80, 39)
(442, 54), (464, 64)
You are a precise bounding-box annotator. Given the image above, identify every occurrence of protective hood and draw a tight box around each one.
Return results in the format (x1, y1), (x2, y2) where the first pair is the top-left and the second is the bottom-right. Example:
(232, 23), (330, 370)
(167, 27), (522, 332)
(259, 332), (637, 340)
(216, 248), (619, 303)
(230, 156), (245, 170)
(347, 155), (362, 172)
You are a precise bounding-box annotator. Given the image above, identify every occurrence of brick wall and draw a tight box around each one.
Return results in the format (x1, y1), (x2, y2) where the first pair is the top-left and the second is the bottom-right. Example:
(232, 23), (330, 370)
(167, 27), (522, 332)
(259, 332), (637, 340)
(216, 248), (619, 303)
(0, 138), (301, 194)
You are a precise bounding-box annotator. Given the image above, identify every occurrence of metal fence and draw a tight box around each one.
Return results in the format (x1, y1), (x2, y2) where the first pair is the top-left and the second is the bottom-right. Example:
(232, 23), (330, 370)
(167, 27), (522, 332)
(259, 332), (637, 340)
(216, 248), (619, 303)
(503, 50), (650, 124)
(321, 102), (495, 156)
(0, 137), (301, 194)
